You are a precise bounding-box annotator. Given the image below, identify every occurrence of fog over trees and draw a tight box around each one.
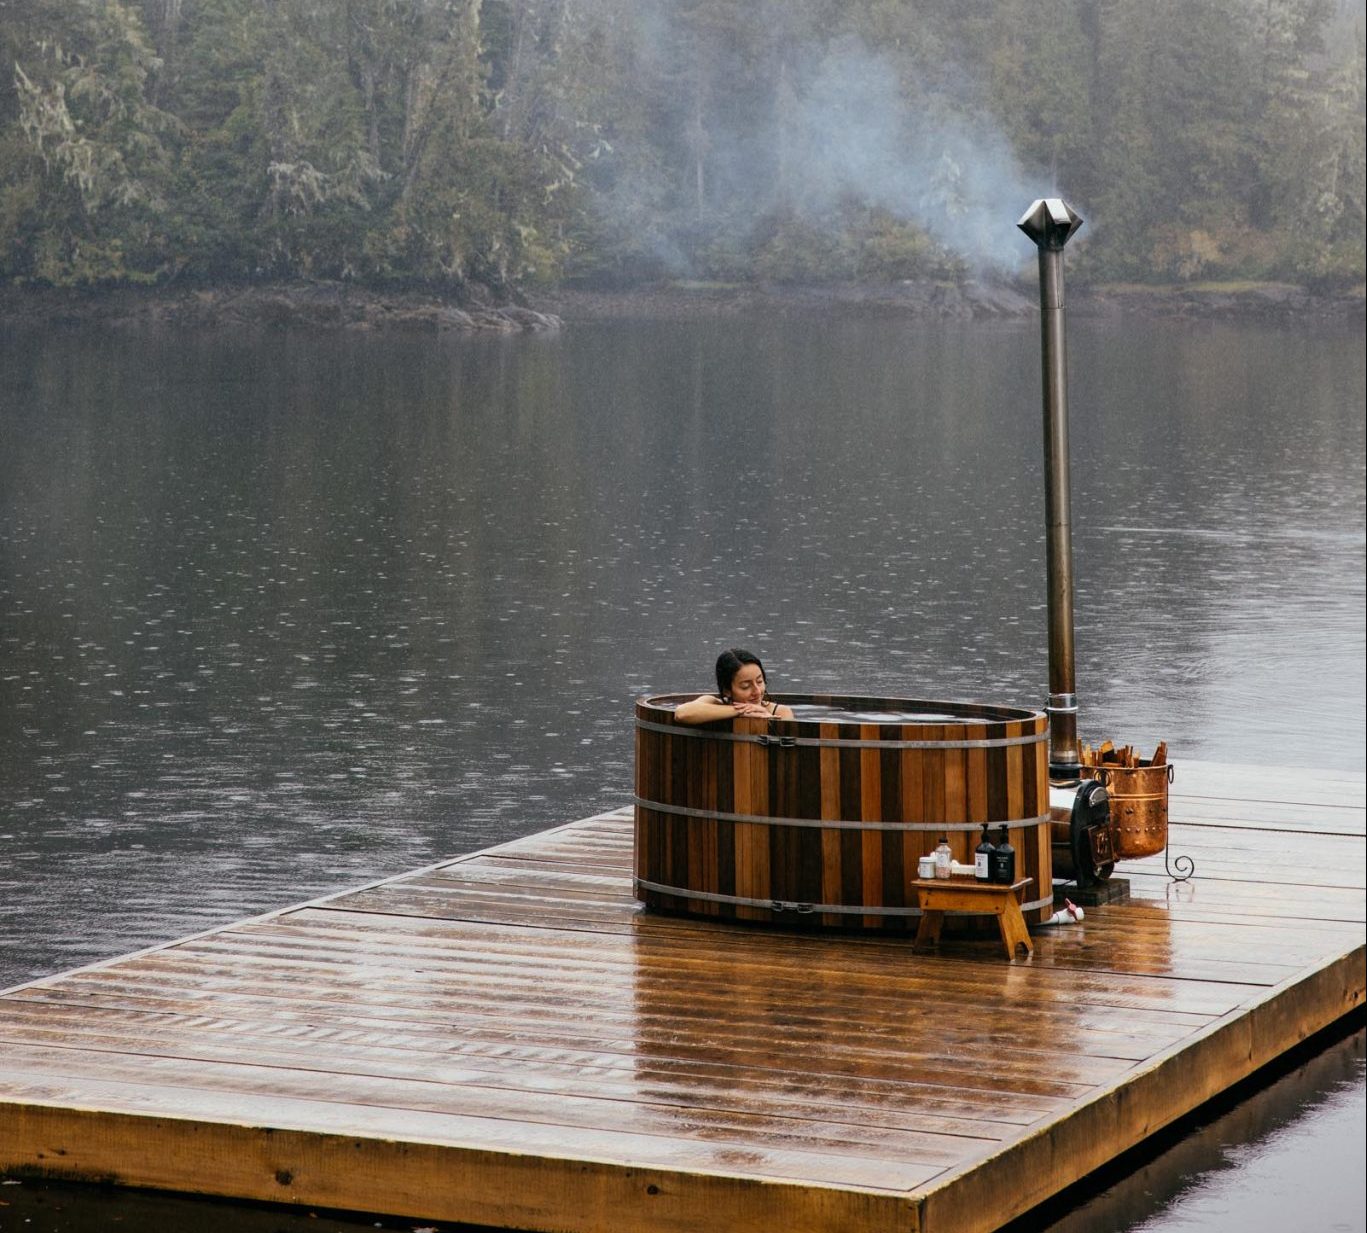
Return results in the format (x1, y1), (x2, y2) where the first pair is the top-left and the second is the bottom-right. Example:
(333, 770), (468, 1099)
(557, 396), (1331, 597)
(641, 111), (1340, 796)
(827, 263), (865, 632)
(2, 0), (1363, 291)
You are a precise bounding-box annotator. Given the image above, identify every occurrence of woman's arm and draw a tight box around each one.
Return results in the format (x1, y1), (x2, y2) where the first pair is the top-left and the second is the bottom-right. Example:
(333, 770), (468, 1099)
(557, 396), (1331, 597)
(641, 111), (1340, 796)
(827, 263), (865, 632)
(675, 695), (793, 724)
(674, 694), (737, 725)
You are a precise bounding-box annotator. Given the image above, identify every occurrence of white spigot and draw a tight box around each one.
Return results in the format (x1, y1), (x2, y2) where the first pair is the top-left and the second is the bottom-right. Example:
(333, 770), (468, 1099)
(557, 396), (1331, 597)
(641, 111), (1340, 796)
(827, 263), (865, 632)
(1043, 897), (1086, 926)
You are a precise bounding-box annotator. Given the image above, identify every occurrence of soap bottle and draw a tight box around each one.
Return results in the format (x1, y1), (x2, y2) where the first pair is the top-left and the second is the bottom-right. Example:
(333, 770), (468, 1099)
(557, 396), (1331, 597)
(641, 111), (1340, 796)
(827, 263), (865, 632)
(975, 823), (994, 882)
(934, 836), (953, 879)
(990, 824), (1016, 884)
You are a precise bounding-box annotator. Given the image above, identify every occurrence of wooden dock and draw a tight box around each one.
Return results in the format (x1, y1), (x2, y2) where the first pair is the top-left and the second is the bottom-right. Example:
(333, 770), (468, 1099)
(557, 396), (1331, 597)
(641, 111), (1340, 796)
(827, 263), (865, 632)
(1, 760), (1362, 1233)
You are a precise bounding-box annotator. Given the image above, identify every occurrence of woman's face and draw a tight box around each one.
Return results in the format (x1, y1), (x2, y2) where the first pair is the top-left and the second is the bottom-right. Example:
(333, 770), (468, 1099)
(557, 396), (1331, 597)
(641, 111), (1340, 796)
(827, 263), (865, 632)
(728, 663), (766, 703)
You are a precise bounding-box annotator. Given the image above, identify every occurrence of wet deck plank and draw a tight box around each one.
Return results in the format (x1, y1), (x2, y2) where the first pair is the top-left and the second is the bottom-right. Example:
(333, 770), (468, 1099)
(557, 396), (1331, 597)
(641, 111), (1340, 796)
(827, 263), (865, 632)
(1, 760), (1363, 1233)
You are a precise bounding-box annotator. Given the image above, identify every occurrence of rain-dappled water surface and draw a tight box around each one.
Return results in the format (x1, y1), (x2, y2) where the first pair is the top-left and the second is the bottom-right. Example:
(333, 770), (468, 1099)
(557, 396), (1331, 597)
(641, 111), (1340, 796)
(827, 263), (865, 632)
(1, 313), (1363, 1232)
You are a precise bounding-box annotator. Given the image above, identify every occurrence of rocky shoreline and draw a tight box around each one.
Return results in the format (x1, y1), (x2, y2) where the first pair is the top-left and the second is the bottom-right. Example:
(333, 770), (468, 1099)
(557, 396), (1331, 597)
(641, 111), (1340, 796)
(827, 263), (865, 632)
(0, 281), (563, 333)
(1076, 280), (1365, 322)
(539, 278), (1366, 323)
(1, 276), (1361, 332)
(537, 279), (1037, 321)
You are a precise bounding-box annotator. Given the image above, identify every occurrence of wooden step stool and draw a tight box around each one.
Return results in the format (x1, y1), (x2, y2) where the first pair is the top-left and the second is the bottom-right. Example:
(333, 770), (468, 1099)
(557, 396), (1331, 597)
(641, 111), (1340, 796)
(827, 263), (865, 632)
(912, 876), (1035, 960)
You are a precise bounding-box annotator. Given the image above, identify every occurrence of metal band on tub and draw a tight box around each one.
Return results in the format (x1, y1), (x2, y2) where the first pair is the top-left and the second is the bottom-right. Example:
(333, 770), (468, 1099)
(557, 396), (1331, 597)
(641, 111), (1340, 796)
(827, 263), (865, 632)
(633, 797), (1050, 833)
(634, 718), (1045, 751)
(634, 877), (1053, 918)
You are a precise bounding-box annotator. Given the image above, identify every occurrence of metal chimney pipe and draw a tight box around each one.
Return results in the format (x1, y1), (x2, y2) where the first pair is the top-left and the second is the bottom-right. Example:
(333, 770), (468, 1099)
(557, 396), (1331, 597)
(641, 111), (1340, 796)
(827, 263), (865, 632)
(1018, 197), (1084, 780)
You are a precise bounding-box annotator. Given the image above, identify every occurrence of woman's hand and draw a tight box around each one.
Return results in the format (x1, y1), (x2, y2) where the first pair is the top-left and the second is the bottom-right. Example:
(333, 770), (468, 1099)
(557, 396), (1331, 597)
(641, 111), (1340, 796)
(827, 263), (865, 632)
(732, 701), (773, 717)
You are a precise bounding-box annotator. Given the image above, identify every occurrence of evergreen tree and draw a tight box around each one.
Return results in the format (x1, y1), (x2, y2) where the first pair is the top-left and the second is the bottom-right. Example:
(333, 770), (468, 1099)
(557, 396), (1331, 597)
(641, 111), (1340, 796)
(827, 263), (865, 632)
(4, 0), (177, 283)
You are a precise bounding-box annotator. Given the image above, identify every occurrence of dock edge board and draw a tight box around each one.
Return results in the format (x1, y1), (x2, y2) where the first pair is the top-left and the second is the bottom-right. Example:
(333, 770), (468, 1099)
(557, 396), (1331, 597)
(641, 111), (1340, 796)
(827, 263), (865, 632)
(0, 1102), (916, 1233)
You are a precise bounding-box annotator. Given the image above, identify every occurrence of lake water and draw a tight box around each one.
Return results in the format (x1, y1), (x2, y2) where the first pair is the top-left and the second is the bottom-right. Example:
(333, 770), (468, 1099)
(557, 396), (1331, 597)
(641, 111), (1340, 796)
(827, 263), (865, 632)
(0, 310), (1363, 1231)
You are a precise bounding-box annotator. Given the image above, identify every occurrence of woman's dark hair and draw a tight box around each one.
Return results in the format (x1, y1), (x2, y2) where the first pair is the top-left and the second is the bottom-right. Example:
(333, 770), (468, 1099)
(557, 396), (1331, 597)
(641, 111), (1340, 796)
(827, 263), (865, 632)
(715, 648), (765, 700)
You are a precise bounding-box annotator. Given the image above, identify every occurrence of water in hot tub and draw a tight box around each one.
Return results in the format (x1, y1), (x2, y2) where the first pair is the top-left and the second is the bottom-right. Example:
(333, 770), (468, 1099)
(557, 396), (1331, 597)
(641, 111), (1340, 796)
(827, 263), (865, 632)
(785, 704), (988, 723)
(654, 697), (993, 723)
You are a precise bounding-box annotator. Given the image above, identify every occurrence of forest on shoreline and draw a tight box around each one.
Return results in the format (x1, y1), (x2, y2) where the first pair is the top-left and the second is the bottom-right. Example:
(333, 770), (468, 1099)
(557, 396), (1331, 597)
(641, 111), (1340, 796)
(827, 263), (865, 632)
(3, 0), (1364, 302)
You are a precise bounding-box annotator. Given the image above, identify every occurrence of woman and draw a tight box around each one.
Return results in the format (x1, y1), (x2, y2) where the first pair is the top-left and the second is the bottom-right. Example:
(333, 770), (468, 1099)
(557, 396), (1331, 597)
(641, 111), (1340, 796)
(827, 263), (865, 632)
(674, 648), (795, 724)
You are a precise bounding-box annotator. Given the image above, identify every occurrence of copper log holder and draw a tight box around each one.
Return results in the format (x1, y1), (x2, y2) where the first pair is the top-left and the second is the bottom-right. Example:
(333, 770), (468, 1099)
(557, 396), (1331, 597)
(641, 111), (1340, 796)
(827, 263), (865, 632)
(1086, 762), (1195, 883)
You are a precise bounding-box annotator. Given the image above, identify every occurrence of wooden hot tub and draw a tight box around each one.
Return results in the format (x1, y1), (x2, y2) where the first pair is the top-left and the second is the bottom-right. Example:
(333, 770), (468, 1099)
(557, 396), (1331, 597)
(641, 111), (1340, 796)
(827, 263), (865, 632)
(634, 693), (1053, 929)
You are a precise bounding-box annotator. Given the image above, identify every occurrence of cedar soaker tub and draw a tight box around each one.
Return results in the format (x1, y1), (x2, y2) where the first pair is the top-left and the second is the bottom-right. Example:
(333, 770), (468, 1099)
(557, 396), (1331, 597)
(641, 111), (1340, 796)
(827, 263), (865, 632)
(634, 693), (1054, 930)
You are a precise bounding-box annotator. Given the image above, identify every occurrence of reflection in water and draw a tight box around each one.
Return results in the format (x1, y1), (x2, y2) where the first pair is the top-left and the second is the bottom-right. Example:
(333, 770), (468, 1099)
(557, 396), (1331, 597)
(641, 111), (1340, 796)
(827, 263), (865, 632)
(1009, 1020), (1365, 1233)
(0, 1178), (504, 1233)
(0, 315), (1363, 1232)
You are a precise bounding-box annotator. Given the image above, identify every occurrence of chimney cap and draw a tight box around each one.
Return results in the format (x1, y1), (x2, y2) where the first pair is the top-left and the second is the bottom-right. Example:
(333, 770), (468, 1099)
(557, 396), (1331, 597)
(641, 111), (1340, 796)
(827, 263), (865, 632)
(1018, 198), (1083, 250)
